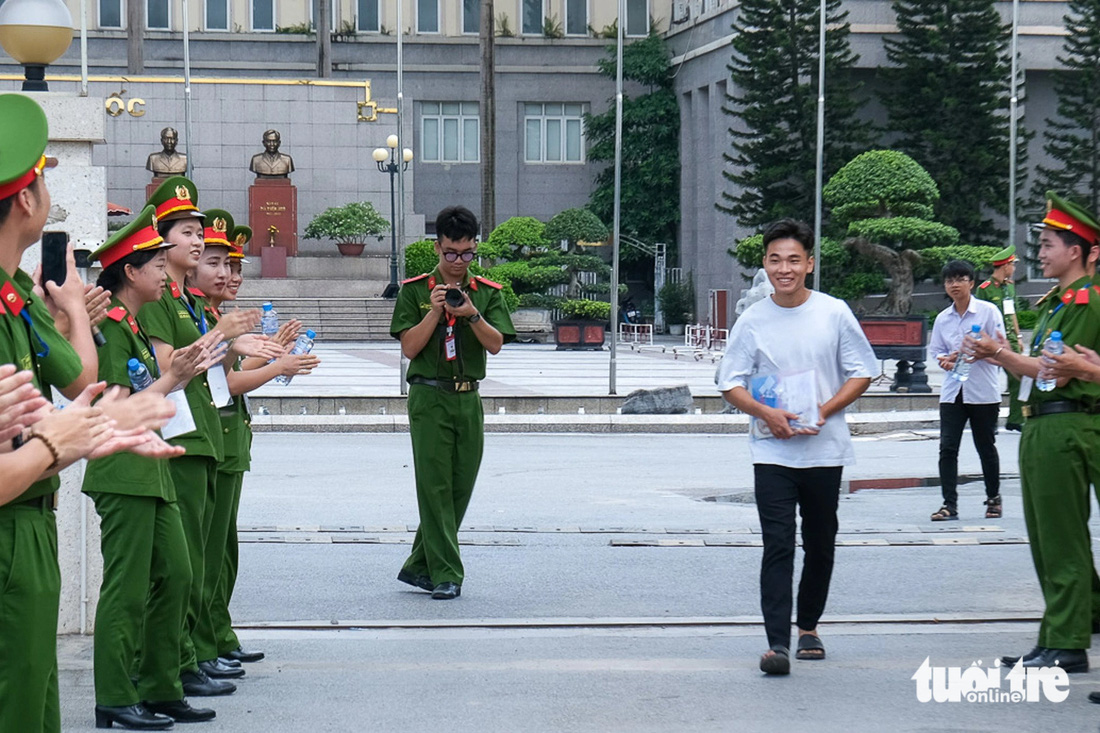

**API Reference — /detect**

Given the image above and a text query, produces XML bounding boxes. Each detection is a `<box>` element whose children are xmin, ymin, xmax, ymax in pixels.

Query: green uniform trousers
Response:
<box><xmin>1006</xmin><ymin>371</ymin><xmax>1024</xmax><ymax>426</ymax></box>
<box><xmin>211</xmin><ymin>471</ymin><xmax>244</xmax><ymax>656</ymax></box>
<box><xmin>0</xmin><ymin>500</ymin><xmax>60</xmax><ymax>733</ymax></box>
<box><xmin>90</xmin><ymin>493</ymin><xmax>191</xmax><ymax>705</ymax></box>
<box><xmin>170</xmin><ymin>455</ymin><xmax>218</xmax><ymax>673</ymax></box>
<box><xmin>198</xmin><ymin>469</ymin><xmax>242</xmax><ymax>661</ymax></box>
<box><xmin>1019</xmin><ymin>412</ymin><xmax>1100</xmax><ymax>649</ymax></box>
<box><xmin>401</xmin><ymin>384</ymin><xmax>485</xmax><ymax>586</ymax></box>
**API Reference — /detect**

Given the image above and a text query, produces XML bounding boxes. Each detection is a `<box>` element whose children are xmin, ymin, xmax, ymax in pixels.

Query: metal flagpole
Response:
<box><xmin>397</xmin><ymin>0</ymin><xmax>408</xmax><ymax>396</ymax></box>
<box><xmin>182</xmin><ymin>0</ymin><xmax>194</xmax><ymax>179</ymax></box>
<box><xmin>1008</xmin><ymin>0</ymin><xmax>1020</xmax><ymax>247</ymax></box>
<box><xmin>609</xmin><ymin>0</ymin><xmax>624</xmax><ymax>395</ymax></box>
<box><xmin>79</xmin><ymin>0</ymin><xmax>88</xmax><ymax>95</ymax></box>
<box><xmin>812</xmin><ymin>0</ymin><xmax>826</xmax><ymax>290</ymax></box>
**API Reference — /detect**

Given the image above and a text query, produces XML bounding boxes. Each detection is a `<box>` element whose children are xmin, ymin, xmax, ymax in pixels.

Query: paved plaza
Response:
<box><xmin>57</xmin><ymin>431</ymin><xmax>1100</xmax><ymax>731</ymax></box>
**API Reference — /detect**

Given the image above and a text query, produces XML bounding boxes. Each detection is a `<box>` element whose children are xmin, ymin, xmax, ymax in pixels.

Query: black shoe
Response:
<box><xmin>1093</xmin><ymin>620</ymin><xmax>1100</xmax><ymax>635</ymax></box>
<box><xmin>1001</xmin><ymin>646</ymin><xmax>1045</xmax><ymax>666</ymax></box>
<box><xmin>223</xmin><ymin>646</ymin><xmax>265</xmax><ymax>663</ymax></box>
<box><xmin>1020</xmin><ymin>647</ymin><xmax>1089</xmax><ymax>673</ymax></box>
<box><xmin>180</xmin><ymin>669</ymin><xmax>236</xmax><ymax>697</ymax></box>
<box><xmin>1005</xmin><ymin>423</ymin><xmax>1023</xmax><ymax>432</ymax></box>
<box><xmin>1089</xmin><ymin>690</ymin><xmax>1100</xmax><ymax>704</ymax></box>
<box><xmin>397</xmin><ymin>569</ymin><xmax>434</xmax><ymax>592</ymax></box>
<box><xmin>197</xmin><ymin>658</ymin><xmax>245</xmax><ymax>679</ymax></box>
<box><xmin>143</xmin><ymin>699</ymin><xmax>215</xmax><ymax>723</ymax></box>
<box><xmin>94</xmin><ymin>703</ymin><xmax>173</xmax><ymax>730</ymax></box>
<box><xmin>431</xmin><ymin>582</ymin><xmax>461</xmax><ymax>600</ymax></box>
<box><xmin>216</xmin><ymin>656</ymin><xmax>241</xmax><ymax>668</ymax></box>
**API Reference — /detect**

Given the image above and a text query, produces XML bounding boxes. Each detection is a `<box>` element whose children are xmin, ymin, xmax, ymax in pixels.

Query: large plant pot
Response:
<box><xmin>554</xmin><ymin>320</ymin><xmax>607</xmax><ymax>350</ymax></box>
<box><xmin>336</xmin><ymin>242</ymin><xmax>365</xmax><ymax>256</ymax></box>
<box><xmin>668</xmin><ymin>323</ymin><xmax>685</xmax><ymax>336</ymax></box>
<box><xmin>858</xmin><ymin>315</ymin><xmax>931</xmax><ymax>393</ymax></box>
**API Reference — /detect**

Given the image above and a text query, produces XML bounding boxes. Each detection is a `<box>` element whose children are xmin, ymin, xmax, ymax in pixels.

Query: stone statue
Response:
<box><xmin>249</xmin><ymin>129</ymin><xmax>295</xmax><ymax>179</ymax></box>
<box><xmin>145</xmin><ymin>127</ymin><xmax>188</xmax><ymax>176</ymax></box>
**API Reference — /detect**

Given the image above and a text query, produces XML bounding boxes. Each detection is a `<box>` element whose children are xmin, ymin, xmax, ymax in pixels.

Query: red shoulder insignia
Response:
<box><xmin>187</xmin><ymin>287</ymin><xmax>205</xmax><ymax>298</ymax></box>
<box><xmin>401</xmin><ymin>273</ymin><xmax>430</xmax><ymax>285</ymax></box>
<box><xmin>1063</xmin><ymin>289</ymin><xmax>1076</xmax><ymax>305</ymax></box>
<box><xmin>126</xmin><ymin>314</ymin><xmax>139</xmax><ymax>334</ymax></box>
<box><xmin>169</xmin><ymin>282</ymin><xmax>182</xmax><ymax>299</ymax></box>
<box><xmin>979</xmin><ymin>281</ymin><xmax>991</xmax><ymax>289</ymax></box>
<box><xmin>0</xmin><ymin>282</ymin><xmax>24</xmax><ymax>317</ymax></box>
<box><xmin>106</xmin><ymin>306</ymin><xmax>127</xmax><ymax>322</ymax></box>
<box><xmin>1077</xmin><ymin>287</ymin><xmax>1091</xmax><ymax>305</ymax></box>
<box><xmin>474</xmin><ymin>276</ymin><xmax>503</xmax><ymax>290</ymax></box>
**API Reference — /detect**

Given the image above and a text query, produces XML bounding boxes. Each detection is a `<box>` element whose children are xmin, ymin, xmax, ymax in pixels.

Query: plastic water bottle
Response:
<box><xmin>1037</xmin><ymin>331</ymin><xmax>1064</xmax><ymax>392</ymax></box>
<box><xmin>275</xmin><ymin>329</ymin><xmax>315</xmax><ymax>386</ymax></box>
<box><xmin>128</xmin><ymin>358</ymin><xmax>154</xmax><ymax>392</ymax></box>
<box><xmin>950</xmin><ymin>324</ymin><xmax>983</xmax><ymax>383</ymax></box>
<box><xmin>261</xmin><ymin>302</ymin><xmax>279</xmax><ymax>337</ymax></box>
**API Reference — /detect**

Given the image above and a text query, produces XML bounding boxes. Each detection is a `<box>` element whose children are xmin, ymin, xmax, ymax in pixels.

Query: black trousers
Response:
<box><xmin>754</xmin><ymin>463</ymin><xmax>843</xmax><ymax>651</ymax></box>
<box><xmin>939</xmin><ymin>393</ymin><xmax>1000</xmax><ymax>508</ymax></box>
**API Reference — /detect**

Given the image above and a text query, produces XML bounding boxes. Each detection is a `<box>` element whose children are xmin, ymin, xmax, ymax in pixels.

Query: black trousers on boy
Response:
<box><xmin>938</xmin><ymin>393</ymin><xmax>1000</xmax><ymax>508</ymax></box>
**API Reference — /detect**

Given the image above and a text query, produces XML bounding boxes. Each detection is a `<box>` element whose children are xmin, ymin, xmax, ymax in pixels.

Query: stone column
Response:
<box><xmin>19</xmin><ymin>93</ymin><xmax>107</xmax><ymax>635</ymax></box>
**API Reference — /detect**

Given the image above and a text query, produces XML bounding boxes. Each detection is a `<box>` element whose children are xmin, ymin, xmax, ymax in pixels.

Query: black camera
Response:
<box><xmin>444</xmin><ymin>288</ymin><xmax>466</xmax><ymax>309</ymax></box>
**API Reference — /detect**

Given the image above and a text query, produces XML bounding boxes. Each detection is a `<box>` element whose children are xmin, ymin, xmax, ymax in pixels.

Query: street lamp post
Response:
<box><xmin>374</xmin><ymin>133</ymin><xmax>413</xmax><ymax>299</ymax></box>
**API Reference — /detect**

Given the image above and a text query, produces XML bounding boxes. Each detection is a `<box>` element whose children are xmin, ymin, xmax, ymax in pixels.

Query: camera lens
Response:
<box><xmin>445</xmin><ymin>288</ymin><xmax>465</xmax><ymax>308</ymax></box>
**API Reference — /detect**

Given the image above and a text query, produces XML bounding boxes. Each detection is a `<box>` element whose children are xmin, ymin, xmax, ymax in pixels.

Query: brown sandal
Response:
<box><xmin>985</xmin><ymin>495</ymin><xmax>1002</xmax><ymax>519</ymax></box>
<box><xmin>931</xmin><ymin>505</ymin><xmax>958</xmax><ymax>521</ymax></box>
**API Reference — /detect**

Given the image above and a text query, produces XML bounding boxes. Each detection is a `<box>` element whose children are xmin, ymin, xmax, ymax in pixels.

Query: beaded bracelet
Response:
<box><xmin>27</xmin><ymin>431</ymin><xmax>60</xmax><ymax>470</ymax></box>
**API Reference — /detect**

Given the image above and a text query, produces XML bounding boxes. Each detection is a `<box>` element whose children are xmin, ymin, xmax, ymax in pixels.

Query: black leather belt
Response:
<box><xmin>1022</xmin><ymin>399</ymin><xmax>1100</xmax><ymax>418</ymax></box>
<box><xmin>14</xmin><ymin>493</ymin><xmax>56</xmax><ymax>512</ymax></box>
<box><xmin>408</xmin><ymin>376</ymin><xmax>479</xmax><ymax>393</ymax></box>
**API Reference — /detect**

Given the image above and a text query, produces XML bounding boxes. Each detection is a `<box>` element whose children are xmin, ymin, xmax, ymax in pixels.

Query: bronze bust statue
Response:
<box><xmin>146</xmin><ymin>127</ymin><xmax>188</xmax><ymax>176</ymax></box>
<box><xmin>249</xmin><ymin>129</ymin><xmax>295</xmax><ymax>179</ymax></box>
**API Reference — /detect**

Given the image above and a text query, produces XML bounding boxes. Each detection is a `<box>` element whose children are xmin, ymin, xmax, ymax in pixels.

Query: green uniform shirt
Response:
<box><xmin>1028</xmin><ymin>275</ymin><xmax>1100</xmax><ymax>407</ymax></box>
<box><xmin>976</xmin><ymin>278</ymin><xmax>1020</xmax><ymax>349</ymax></box>
<box><xmin>137</xmin><ymin>283</ymin><xmax>224</xmax><ymax>461</ymax></box>
<box><xmin>81</xmin><ymin>299</ymin><xmax>175</xmax><ymax>501</ymax></box>
<box><xmin>0</xmin><ymin>268</ymin><xmax>83</xmax><ymax>502</ymax></box>
<box><xmin>205</xmin><ymin>306</ymin><xmax>251</xmax><ymax>473</ymax></box>
<box><xmin>390</xmin><ymin>269</ymin><xmax>516</xmax><ymax>382</ymax></box>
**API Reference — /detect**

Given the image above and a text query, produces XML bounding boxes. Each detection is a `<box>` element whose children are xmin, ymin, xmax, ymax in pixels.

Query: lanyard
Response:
<box><xmin>1031</xmin><ymin>301</ymin><xmax>1064</xmax><ymax>355</ymax></box>
<box><xmin>177</xmin><ymin>291</ymin><xmax>207</xmax><ymax>334</ymax></box>
<box><xmin>135</xmin><ymin>323</ymin><xmax>161</xmax><ymax>379</ymax></box>
<box><xmin>19</xmin><ymin>309</ymin><xmax>49</xmax><ymax>358</ymax></box>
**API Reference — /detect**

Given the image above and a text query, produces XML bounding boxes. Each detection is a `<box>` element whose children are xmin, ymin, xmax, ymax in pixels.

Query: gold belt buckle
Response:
<box><xmin>1022</xmin><ymin>405</ymin><xmax>1034</xmax><ymax>418</ymax></box>
<box><xmin>455</xmin><ymin>381</ymin><xmax>472</xmax><ymax>393</ymax></box>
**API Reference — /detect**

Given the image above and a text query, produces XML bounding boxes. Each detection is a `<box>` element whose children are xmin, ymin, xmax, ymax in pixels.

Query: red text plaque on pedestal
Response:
<box><xmin>248</xmin><ymin>178</ymin><xmax>298</xmax><ymax>256</ymax></box>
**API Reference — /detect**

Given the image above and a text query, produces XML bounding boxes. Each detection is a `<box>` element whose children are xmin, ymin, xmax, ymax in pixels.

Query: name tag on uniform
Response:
<box><xmin>1003</xmin><ymin>298</ymin><xmax>1016</xmax><ymax>315</ymax></box>
<box><xmin>161</xmin><ymin>390</ymin><xmax>196</xmax><ymax>439</ymax></box>
<box><xmin>207</xmin><ymin>366</ymin><xmax>232</xmax><ymax>407</ymax></box>
<box><xmin>445</xmin><ymin>328</ymin><xmax>457</xmax><ymax>361</ymax></box>
<box><xmin>1018</xmin><ymin>375</ymin><xmax>1033</xmax><ymax>402</ymax></box>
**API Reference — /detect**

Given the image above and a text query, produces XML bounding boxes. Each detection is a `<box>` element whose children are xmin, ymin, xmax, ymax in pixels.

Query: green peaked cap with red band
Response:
<box><xmin>202</xmin><ymin>208</ymin><xmax>234</xmax><ymax>248</ymax></box>
<box><xmin>230</xmin><ymin>223</ymin><xmax>251</xmax><ymax>260</ymax></box>
<box><xmin>145</xmin><ymin>175</ymin><xmax>203</xmax><ymax>223</ymax></box>
<box><xmin>0</xmin><ymin>94</ymin><xmax>58</xmax><ymax>200</ymax></box>
<box><xmin>89</xmin><ymin>204</ymin><xmax>174</xmax><ymax>269</ymax></box>
<box><xmin>1043</xmin><ymin>191</ymin><xmax>1100</xmax><ymax>246</ymax></box>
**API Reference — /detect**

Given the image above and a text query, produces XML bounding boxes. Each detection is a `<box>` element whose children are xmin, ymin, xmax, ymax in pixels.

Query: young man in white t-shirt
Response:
<box><xmin>717</xmin><ymin>219</ymin><xmax>879</xmax><ymax>676</ymax></box>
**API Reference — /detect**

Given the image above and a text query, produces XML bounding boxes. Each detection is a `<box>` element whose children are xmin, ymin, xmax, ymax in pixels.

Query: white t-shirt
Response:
<box><xmin>716</xmin><ymin>290</ymin><xmax>879</xmax><ymax>468</ymax></box>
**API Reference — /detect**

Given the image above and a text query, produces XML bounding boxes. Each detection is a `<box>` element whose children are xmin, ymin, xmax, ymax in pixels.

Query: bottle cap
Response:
<box><xmin>262</xmin><ymin>302</ymin><xmax>273</xmax><ymax>311</ymax></box>
<box><xmin>1052</xmin><ymin>331</ymin><xmax>1062</xmax><ymax>339</ymax></box>
<box><xmin>128</xmin><ymin>358</ymin><xmax>140</xmax><ymax>370</ymax></box>
<box><xmin>305</xmin><ymin>329</ymin><xmax>316</xmax><ymax>339</ymax></box>
<box><xmin>971</xmin><ymin>324</ymin><xmax>982</xmax><ymax>332</ymax></box>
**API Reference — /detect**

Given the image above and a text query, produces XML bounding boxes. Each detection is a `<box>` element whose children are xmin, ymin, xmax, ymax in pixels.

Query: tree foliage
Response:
<box><xmin>585</xmin><ymin>32</ymin><xmax>681</xmax><ymax>263</ymax></box>
<box><xmin>879</xmin><ymin>0</ymin><xmax>1019</xmax><ymax>245</ymax></box>
<box><xmin>480</xmin><ymin>216</ymin><xmax>549</xmax><ymax>261</ymax></box>
<box><xmin>719</xmin><ymin>0</ymin><xmax>870</xmax><ymax>229</ymax></box>
<box><xmin>303</xmin><ymin>201</ymin><xmax>389</xmax><ymax>245</ymax></box>
<box><xmin>544</xmin><ymin>207</ymin><xmax>610</xmax><ymax>247</ymax></box>
<box><xmin>1031</xmin><ymin>0</ymin><xmax>1100</xmax><ymax>216</ymax></box>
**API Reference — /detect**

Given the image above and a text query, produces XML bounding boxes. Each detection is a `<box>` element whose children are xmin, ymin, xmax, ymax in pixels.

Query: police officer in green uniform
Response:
<box><xmin>390</xmin><ymin>206</ymin><xmax>515</xmax><ymax>600</ymax></box>
<box><xmin>969</xmin><ymin>192</ymin><xmax>1100</xmax><ymax>674</ymax></box>
<box><xmin>0</xmin><ymin>93</ymin><xmax>101</xmax><ymax>733</ymax></box>
<box><xmin>138</xmin><ymin>178</ymin><xmax>258</xmax><ymax>697</ymax></box>
<box><xmin>84</xmin><ymin>206</ymin><xmax>221</xmax><ymax>729</ymax></box>
<box><xmin>976</xmin><ymin>245</ymin><xmax>1025</xmax><ymax>430</ymax></box>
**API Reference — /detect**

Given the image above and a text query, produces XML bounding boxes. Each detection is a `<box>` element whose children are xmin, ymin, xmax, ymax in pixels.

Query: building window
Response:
<box><xmin>417</xmin><ymin>0</ymin><xmax>438</xmax><ymax>33</ymax></box>
<box><xmin>626</xmin><ymin>0</ymin><xmax>648</xmax><ymax>36</ymax></box>
<box><xmin>205</xmin><ymin>0</ymin><xmax>228</xmax><ymax>29</ymax></box>
<box><xmin>422</xmin><ymin>102</ymin><xmax>480</xmax><ymax>164</ymax></box>
<box><xmin>524</xmin><ymin>103</ymin><xmax>585</xmax><ymax>164</ymax></box>
<box><xmin>358</xmin><ymin>0</ymin><xmax>378</xmax><ymax>31</ymax></box>
<box><xmin>147</xmin><ymin>0</ymin><xmax>169</xmax><ymax>29</ymax></box>
<box><xmin>565</xmin><ymin>0</ymin><xmax>586</xmax><ymax>36</ymax></box>
<box><xmin>99</xmin><ymin>0</ymin><xmax>123</xmax><ymax>28</ymax></box>
<box><xmin>462</xmin><ymin>0</ymin><xmax>478</xmax><ymax>34</ymax></box>
<box><xmin>251</xmin><ymin>0</ymin><xmax>273</xmax><ymax>30</ymax></box>
<box><xmin>521</xmin><ymin>0</ymin><xmax>542</xmax><ymax>35</ymax></box>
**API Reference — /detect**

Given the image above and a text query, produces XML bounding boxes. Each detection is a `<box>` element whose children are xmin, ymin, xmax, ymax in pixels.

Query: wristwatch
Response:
<box><xmin>469</xmin><ymin>312</ymin><xmax>482</xmax><ymax>324</ymax></box>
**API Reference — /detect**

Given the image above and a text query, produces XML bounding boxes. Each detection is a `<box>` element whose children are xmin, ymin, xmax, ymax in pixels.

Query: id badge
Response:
<box><xmin>1018</xmin><ymin>375</ymin><xmax>1033</xmax><ymax>402</ymax></box>
<box><xmin>207</xmin><ymin>366</ymin><xmax>232</xmax><ymax>407</ymax></box>
<box><xmin>445</xmin><ymin>328</ymin><xmax>457</xmax><ymax>361</ymax></box>
<box><xmin>1003</xmin><ymin>298</ymin><xmax>1016</xmax><ymax>316</ymax></box>
<box><xmin>161</xmin><ymin>390</ymin><xmax>197</xmax><ymax>440</ymax></box>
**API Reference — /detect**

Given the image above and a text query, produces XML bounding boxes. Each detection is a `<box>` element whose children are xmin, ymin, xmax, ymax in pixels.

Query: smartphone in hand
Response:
<box><xmin>42</xmin><ymin>231</ymin><xmax>68</xmax><ymax>287</ymax></box>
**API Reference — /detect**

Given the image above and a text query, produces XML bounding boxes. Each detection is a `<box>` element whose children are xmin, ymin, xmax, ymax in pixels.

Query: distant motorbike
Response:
<box><xmin>621</xmin><ymin>298</ymin><xmax>642</xmax><ymax>324</ymax></box>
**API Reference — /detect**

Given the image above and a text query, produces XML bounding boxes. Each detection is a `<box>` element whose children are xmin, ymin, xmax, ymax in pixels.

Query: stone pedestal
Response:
<box><xmin>146</xmin><ymin>176</ymin><xmax>168</xmax><ymax>200</ymax></box>
<box><xmin>248</xmin><ymin>178</ymin><xmax>298</xmax><ymax>256</ymax></box>
<box><xmin>261</xmin><ymin>245</ymin><xmax>288</xmax><ymax>278</ymax></box>
<box><xmin>18</xmin><ymin>93</ymin><xmax>107</xmax><ymax>635</ymax></box>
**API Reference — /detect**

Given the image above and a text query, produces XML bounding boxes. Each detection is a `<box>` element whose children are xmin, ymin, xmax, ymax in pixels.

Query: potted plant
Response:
<box><xmin>303</xmin><ymin>201</ymin><xmax>389</xmax><ymax>256</ymax></box>
<box><xmin>554</xmin><ymin>298</ymin><xmax>612</xmax><ymax>350</ymax></box>
<box><xmin>658</xmin><ymin>277</ymin><xmax>694</xmax><ymax>335</ymax></box>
